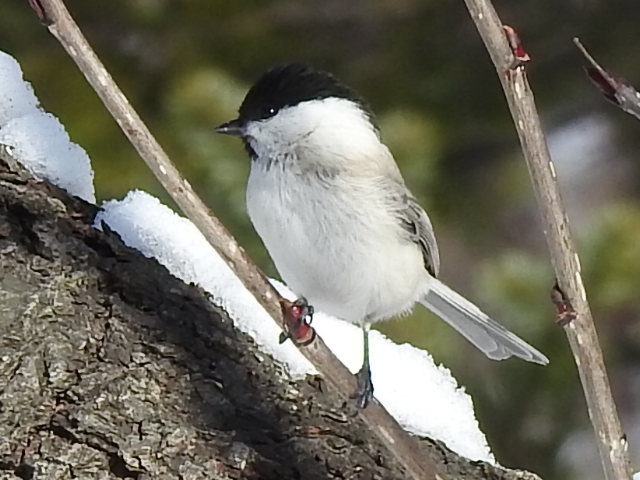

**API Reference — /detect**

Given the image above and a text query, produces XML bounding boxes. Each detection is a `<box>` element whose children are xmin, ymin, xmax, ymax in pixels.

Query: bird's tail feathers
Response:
<box><xmin>420</xmin><ymin>279</ymin><xmax>548</xmax><ymax>365</ymax></box>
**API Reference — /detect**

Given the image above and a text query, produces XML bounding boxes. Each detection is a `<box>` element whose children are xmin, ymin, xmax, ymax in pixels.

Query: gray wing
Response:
<box><xmin>395</xmin><ymin>192</ymin><xmax>440</xmax><ymax>278</ymax></box>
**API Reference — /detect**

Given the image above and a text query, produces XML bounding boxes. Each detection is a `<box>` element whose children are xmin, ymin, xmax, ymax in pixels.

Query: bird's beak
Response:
<box><xmin>215</xmin><ymin>118</ymin><xmax>245</xmax><ymax>137</ymax></box>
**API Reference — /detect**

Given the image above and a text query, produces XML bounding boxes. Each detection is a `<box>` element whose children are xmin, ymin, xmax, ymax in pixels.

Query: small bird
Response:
<box><xmin>216</xmin><ymin>64</ymin><xmax>548</xmax><ymax>407</ymax></box>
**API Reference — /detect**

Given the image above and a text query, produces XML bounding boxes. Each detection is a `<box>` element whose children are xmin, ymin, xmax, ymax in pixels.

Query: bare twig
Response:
<box><xmin>574</xmin><ymin>37</ymin><xmax>640</xmax><ymax>121</ymax></box>
<box><xmin>460</xmin><ymin>2</ymin><xmax>632</xmax><ymax>480</ymax></box>
<box><xmin>27</xmin><ymin>0</ymin><xmax>445</xmax><ymax>478</ymax></box>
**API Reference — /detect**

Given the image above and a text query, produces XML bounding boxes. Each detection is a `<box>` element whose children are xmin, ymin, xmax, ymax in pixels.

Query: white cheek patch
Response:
<box><xmin>246</xmin><ymin>97</ymin><xmax>380</xmax><ymax>164</ymax></box>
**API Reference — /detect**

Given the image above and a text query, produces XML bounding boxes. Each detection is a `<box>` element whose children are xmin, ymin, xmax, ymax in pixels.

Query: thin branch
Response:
<box><xmin>574</xmin><ymin>37</ymin><xmax>640</xmax><ymax>121</ymax></box>
<box><xmin>26</xmin><ymin>0</ymin><xmax>444</xmax><ymax>479</ymax></box>
<box><xmin>460</xmin><ymin>2</ymin><xmax>633</xmax><ymax>480</ymax></box>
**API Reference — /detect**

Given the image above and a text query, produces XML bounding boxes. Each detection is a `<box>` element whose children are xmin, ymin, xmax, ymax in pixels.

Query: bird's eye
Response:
<box><xmin>259</xmin><ymin>106</ymin><xmax>277</xmax><ymax>119</ymax></box>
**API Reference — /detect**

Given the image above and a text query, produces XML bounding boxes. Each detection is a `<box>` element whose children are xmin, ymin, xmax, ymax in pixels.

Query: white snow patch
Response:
<box><xmin>0</xmin><ymin>112</ymin><xmax>95</xmax><ymax>202</ymax></box>
<box><xmin>0</xmin><ymin>50</ymin><xmax>39</xmax><ymax>126</ymax></box>
<box><xmin>0</xmin><ymin>51</ymin><xmax>95</xmax><ymax>202</ymax></box>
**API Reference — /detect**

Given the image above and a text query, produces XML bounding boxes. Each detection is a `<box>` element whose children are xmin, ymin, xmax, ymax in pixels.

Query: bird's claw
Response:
<box><xmin>352</xmin><ymin>365</ymin><xmax>374</xmax><ymax>409</ymax></box>
<box><xmin>279</xmin><ymin>297</ymin><xmax>315</xmax><ymax>345</ymax></box>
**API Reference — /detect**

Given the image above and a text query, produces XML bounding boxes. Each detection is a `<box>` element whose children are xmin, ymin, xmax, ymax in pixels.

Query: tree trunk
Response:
<box><xmin>0</xmin><ymin>153</ymin><xmax>541</xmax><ymax>480</ymax></box>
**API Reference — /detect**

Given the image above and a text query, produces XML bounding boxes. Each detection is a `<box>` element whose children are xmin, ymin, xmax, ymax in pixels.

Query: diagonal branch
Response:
<box><xmin>25</xmin><ymin>0</ymin><xmax>443</xmax><ymax>478</ymax></box>
<box><xmin>460</xmin><ymin>2</ymin><xmax>633</xmax><ymax>480</ymax></box>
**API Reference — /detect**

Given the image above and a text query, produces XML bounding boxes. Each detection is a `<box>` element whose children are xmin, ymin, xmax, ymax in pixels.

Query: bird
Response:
<box><xmin>215</xmin><ymin>63</ymin><xmax>548</xmax><ymax>407</ymax></box>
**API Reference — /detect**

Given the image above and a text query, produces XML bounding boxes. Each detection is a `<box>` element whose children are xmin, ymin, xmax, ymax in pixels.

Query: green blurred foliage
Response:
<box><xmin>2</xmin><ymin>1</ymin><xmax>640</xmax><ymax>478</ymax></box>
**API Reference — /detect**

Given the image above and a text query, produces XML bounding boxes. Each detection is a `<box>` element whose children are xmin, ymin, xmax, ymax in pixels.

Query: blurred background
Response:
<box><xmin>1</xmin><ymin>1</ymin><xmax>639</xmax><ymax>478</ymax></box>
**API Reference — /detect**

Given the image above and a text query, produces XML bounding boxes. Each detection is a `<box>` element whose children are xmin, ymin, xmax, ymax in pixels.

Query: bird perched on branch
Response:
<box><xmin>216</xmin><ymin>63</ymin><xmax>548</xmax><ymax>407</ymax></box>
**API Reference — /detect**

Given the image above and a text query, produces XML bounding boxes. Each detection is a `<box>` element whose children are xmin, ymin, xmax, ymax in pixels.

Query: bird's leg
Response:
<box><xmin>279</xmin><ymin>297</ymin><xmax>315</xmax><ymax>345</ymax></box>
<box><xmin>353</xmin><ymin>324</ymin><xmax>374</xmax><ymax>408</ymax></box>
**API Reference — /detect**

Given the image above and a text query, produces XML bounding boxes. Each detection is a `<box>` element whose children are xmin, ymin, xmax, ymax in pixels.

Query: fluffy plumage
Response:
<box><xmin>217</xmin><ymin>64</ymin><xmax>548</xmax><ymax>405</ymax></box>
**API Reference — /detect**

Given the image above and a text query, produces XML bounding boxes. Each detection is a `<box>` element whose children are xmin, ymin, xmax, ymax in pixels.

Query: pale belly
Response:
<box><xmin>246</xmin><ymin>165</ymin><xmax>427</xmax><ymax>324</ymax></box>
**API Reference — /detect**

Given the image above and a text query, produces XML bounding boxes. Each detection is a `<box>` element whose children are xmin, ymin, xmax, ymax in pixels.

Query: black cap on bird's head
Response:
<box><xmin>215</xmin><ymin>63</ymin><xmax>375</xmax><ymax>137</ymax></box>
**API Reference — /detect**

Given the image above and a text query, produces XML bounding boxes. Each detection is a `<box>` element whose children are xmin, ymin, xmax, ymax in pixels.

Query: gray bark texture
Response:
<box><xmin>0</xmin><ymin>153</ymin><xmax>541</xmax><ymax>480</ymax></box>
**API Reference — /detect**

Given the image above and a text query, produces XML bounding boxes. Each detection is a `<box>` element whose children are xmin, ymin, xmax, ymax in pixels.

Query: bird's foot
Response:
<box><xmin>352</xmin><ymin>365</ymin><xmax>374</xmax><ymax>409</ymax></box>
<box><xmin>279</xmin><ymin>297</ymin><xmax>315</xmax><ymax>345</ymax></box>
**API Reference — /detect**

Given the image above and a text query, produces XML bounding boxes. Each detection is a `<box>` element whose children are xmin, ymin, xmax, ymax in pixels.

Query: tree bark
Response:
<box><xmin>0</xmin><ymin>154</ymin><xmax>541</xmax><ymax>480</ymax></box>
